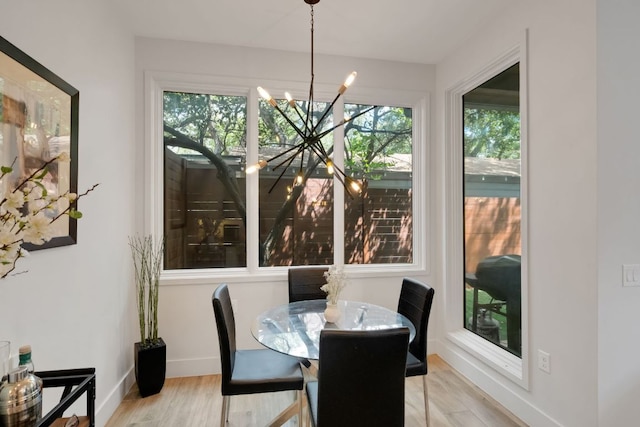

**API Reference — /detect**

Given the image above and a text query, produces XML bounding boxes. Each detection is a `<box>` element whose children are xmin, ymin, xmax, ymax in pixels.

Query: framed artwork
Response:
<box><xmin>0</xmin><ymin>36</ymin><xmax>79</xmax><ymax>250</ymax></box>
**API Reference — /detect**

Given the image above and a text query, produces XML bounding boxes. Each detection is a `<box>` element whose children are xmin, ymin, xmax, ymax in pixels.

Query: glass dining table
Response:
<box><xmin>251</xmin><ymin>299</ymin><xmax>416</xmax><ymax>360</ymax></box>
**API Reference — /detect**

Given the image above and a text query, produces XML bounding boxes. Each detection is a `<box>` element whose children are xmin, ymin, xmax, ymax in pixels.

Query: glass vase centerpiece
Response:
<box><xmin>321</xmin><ymin>265</ymin><xmax>347</xmax><ymax>323</ymax></box>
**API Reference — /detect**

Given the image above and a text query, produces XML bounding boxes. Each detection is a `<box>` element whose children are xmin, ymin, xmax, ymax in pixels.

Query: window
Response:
<box><xmin>344</xmin><ymin>104</ymin><xmax>413</xmax><ymax>264</ymax></box>
<box><xmin>462</xmin><ymin>63</ymin><xmax>522</xmax><ymax>357</ymax></box>
<box><xmin>163</xmin><ymin>91</ymin><xmax>247</xmax><ymax>269</ymax></box>
<box><xmin>257</xmin><ymin>98</ymin><xmax>334</xmax><ymax>266</ymax></box>
<box><xmin>151</xmin><ymin>74</ymin><xmax>425</xmax><ymax>273</ymax></box>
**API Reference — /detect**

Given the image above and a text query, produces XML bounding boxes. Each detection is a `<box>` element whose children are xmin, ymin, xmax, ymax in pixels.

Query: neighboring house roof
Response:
<box><xmin>465</xmin><ymin>157</ymin><xmax>520</xmax><ymax>177</ymax></box>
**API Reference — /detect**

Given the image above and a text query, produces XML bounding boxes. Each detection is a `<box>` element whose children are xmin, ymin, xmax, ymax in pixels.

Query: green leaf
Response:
<box><xmin>68</xmin><ymin>209</ymin><xmax>83</xmax><ymax>219</ymax></box>
<box><xmin>34</xmin><ymin>167</ymin><xmax>49</xmax><ymax>180</ymax></box>
<box><xmin>33</xmin><ymin>181</ymin><xmax>47</xmax><ymax>196</ymax></box>
<box><xmin>1</xmin><ymin>166</ymin><xmax>12</xmax><ymax>174</ymax></box>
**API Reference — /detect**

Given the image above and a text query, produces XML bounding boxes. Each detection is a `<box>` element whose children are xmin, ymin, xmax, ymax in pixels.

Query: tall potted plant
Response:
<box><xmin>129</xmin><ymin>235</ymin><xmax>166</xmax><ymax>397</ymax></box>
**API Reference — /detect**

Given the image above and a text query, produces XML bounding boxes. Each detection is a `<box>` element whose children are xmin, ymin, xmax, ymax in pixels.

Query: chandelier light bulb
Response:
<box><xmin>257</xmin><ymin>86</ymin><xmax>277</xmax><ymax>107</ymax></box>
<box><xmin>285</xmin><ymin>92</ymin><xmax>296</xmax><ymax>107</ymax></box>
<box><xmin>346</xmin><ymin>176</ymin><xmax>362</xmax><ymax>193</ymax></box>
<box><xmin>296</xmin><ymin>172</ymin><xmax>304</xmax><ymax>185</ymax></box>
<box><xmin>339</xmin><ymin>71</ymin><xmax>357</xmax><ymax>95</ymax></box>
<box><xmin>326</xmin><ymin>160</ymin><xmax>334</xmax><ymax>175</ymax></box>
<box><xmin>246</xmin><ymin>159</ymin><xmax>267</xmax><ymax>174</ymax></box>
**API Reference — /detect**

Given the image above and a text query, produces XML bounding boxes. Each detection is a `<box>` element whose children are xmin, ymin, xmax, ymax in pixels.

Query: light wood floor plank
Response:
<box><xmin>105</xmin><ymin>354</ymin><xmax>527</xmax><ymax>427</ymax></box>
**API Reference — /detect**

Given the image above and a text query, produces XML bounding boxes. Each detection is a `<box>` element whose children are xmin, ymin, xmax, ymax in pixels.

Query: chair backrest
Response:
<box><xmin>397</xmin><ymin>278</ymin><xmax>435</xmax><ymax>365</ymax></box>
<box><xmin>288</xmin><ymin>266</ymin><xmax>329</xmax><ymax>302</ymax></box>
<box><xmin>212</xmin><ymin>284</ymin><xmax>236</xmax><ymax>394</ymax></box>
<box><xmin>316</xmin><ymin>328</ymin><xmax>409</xmax><ymax>427</ymax></box>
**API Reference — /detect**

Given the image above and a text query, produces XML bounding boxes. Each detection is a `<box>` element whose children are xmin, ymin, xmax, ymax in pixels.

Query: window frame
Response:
<box><xmin>144</xmin><ymin>70</ymin><xmax>429</xmax><ymax>284</ymax></box>
<box><xmin>443</xmin><ymin>39</ymin><xmax>530</xmax><ymax>389</ymax></box>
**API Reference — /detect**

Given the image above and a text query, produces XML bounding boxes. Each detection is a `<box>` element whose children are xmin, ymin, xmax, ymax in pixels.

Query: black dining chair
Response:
<box><xmin>212</xmin><ymin>284</ymin><xmax>304</xmax><ymax>427</ymax></box>
<box><xmin>288</xmin><ymin>266</ymin><xmax>329</xmax><ymax>371</ymax></box>
<box><xmin>397</xmin><ymin>277</ymin><xmax>435</xmax><ymax>427</ymax></box>
<box><xmin>305</xmin><ymin>328</ymin><xmax>410</xmax><ymax>427</ymax></box>
<box><xmin>288</xmin><ymin>266</ymin><xmax>329</xmax><ymax>303</ymax></box>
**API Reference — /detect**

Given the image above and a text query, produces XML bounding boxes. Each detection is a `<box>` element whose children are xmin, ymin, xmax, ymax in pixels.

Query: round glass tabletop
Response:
<box><xmin>251</xmin><ymin>299</ymin><xmax>416</xmax><ymax>360</ymax></box>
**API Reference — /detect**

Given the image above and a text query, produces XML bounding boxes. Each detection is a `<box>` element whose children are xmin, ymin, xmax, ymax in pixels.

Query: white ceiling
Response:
<box><xmin>110</xmin><ymin>0</ymin><xmax>514</xmax><ymax>64</ymax></box>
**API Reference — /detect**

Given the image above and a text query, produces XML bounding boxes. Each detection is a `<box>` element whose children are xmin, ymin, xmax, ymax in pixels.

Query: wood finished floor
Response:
<box><xmin>105</xmin><ymin>354</ymin><xmax>527</xmax><ymax>427</ymax></box>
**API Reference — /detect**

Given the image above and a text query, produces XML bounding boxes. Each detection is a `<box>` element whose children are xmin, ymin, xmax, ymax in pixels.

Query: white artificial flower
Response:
<box><xmin>27</xmin><ymin>198</ymin><xmax>48</xmax><ymax>214</ymax></box>
<box><xmin>321</xmin><ymin>265</ymin><xmax>348</xmax><ymax>305</ymax></box>
<box><xmin>0</xmin><ymin>156</ymin><xmax>95</xmax><ymax>278</ymax></box>
<box><xmin>3</xmin><ymin>189</ymin><xmax>25</xmax><ymax>216</ymax></box>
<box><xmin>22</xmin><ymin>212</ymin><xmax>54</xmax><ymax>245</ymax></box>
<box><xmin>0</xmin><ymin>228</ymin><xmax>20</xmax><ymax>247</ymax></box>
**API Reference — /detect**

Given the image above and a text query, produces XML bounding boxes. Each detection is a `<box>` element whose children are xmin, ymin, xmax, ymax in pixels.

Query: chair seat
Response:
<box><xmin>405</xmin><ymin>352</ymin><xmax>427</xmax><ymax>377</ymax></box>
<box><xmin>226</xmin><ymin>349</ymin><xmax>304</xmax><ymax>395</ymax></box>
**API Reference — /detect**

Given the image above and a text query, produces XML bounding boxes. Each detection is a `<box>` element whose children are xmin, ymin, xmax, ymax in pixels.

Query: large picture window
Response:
<box><xmin>462</xmin><ymin>63</ymin><xmax>522</xmax><ymax>357</ymax></box>
<box><xmin>154</xmin><ymin>78</ymin><xmax>423</xmax><ymax>273</ymax></box>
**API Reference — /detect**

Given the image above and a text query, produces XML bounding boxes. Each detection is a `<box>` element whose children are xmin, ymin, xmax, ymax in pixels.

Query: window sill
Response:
<box><xmin>447</xmin><ymin>328</ymin><xmax>526</xmax><ymax>388</ymax></box>
<box><xmin>159</xmin><ymin>263</ymin><xmax>426</xmax><ymax>286</ymax></box>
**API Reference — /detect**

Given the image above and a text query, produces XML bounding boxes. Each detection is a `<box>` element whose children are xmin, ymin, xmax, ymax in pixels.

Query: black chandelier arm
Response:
<box><xmin>305</xmin><ymin>141</ymin><xmax>350</xmax><ymax>183</ymax></box>
<box><xmin>272</xmin><ymin>102</ymin><xmax>308</xmax><ymax>141</ymax></box>
<box><xmin>304</xmin><ymin>143</ymin><xmax>356</xmax><ymax>199</ymax></box>
<box><xmin>268</xmin><ymin>150</ymin><xmax>300</xmax><ymax>193</ymax></box>
<box><xmin>305</xmin><ymin>141</ymin><xmax>331</xmax><ymax>168</ymax></box>
<box><xmin>272</xmin><ymin>141</ymin><xmax>308</xmax><ymax>171</ymax></box>
<box><xmin>288</xmin><ymin>102</ymin><xmax>314</xmax><ymax>135</ymax></box>
<box><xmin>295</xmin><ymin>104</ymin><xmax>378</xmax><ymax>163</ymax></box>
<box><xmin>311</xmin><ymin>104</ymin><xmax>378</xmax><ymax>143</ymax></box>
<box><xmin>298</xmin><ymin>146</ymin><xmax>306</xmax><ymax>176</ymax></box>
<box><xmin>262</xmin><ymin>140</ymin><xmax>304</xmax><ymax>167</ymax></box>
<box><xmin>310</xmin><ymin>91</ymin><xmax>342</xmax><ymax>135</ymax></box>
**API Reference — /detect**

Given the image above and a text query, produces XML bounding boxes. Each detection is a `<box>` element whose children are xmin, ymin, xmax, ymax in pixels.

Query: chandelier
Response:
<box><xmin>245</xmin><ymin>0</ymin><xmax>375</xmax><ymax>198</ymax></box>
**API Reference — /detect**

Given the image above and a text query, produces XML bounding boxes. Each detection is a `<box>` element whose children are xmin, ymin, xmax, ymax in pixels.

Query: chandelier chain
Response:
<box><xmin>309</xmin><ymin>5</ymin><xmax>315</xmax><ymax>110</ymax></box>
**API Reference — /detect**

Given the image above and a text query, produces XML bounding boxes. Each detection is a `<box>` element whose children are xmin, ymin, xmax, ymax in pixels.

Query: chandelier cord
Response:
<box><xmin>307</xmin><ymin>5</ymin><xmax>315</xmax><ymax>129</ymax></box>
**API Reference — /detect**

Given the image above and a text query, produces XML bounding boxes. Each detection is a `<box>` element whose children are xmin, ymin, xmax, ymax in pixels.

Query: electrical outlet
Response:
<box><xmin>538</xmin><ymin>350</ymin><xmax>550</xmax><ymax>373</ymax></box>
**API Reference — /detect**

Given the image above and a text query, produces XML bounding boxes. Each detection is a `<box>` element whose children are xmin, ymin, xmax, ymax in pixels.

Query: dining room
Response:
<box><xmin>1</xmin><ymin>0</ymin><xmax>636</xmax><ymax>426</ymax></box>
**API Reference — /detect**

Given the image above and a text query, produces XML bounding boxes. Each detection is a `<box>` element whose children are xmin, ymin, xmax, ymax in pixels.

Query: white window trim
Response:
<box><xmin>143</xmin><ymin>70</ymin><xmax>430</xmax><ymax>285</ymax></box>
<box><xmin>443</xmin><ymin>33</ymin><xmax>530</xmax><ymax>389</ymax></box>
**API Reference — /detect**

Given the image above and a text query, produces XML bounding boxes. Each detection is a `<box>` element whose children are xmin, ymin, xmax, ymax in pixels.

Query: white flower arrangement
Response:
<box><xmin>0</xmin><ymin>154</ymin><xmax>98</xmax><ymax>278</ymax></box>
<box><xmin>321</xmin><ymin>265</ymin><xmax>347</xmax><ymax>305</ymax></box>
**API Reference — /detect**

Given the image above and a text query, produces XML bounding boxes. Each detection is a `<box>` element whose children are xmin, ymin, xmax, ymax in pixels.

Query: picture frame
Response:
<box><xmin>0</xmin><ymin>36</ymin><xmax>79</xmax><ymax>250</ymax></box>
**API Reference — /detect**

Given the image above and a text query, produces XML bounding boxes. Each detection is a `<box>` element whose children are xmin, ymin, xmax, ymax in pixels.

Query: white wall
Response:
<box><xmin>135</xmin><ymin>37</ymin><xmax>438</xmax><ymax>378</ymax></box>
<box><xmin>597</xmin><ymin>1</ymin><xmax>640</xmax><ymax>425</ymax></box>
<box><xmin>435</xmin><ymin>1</ymin><xmax>598</xmax><ymax>426</ymax></box>
<box><xmin>0</xmin><ymin>1</ymin><xmax>137</xmax><ymax>425</ymax></box>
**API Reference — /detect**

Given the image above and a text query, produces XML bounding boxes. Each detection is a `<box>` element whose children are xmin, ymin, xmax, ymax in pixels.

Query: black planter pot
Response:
<box><xmin>134</xmin><ymin>337</ymin><xmax>166</xmax><ymax>397</ymax></box>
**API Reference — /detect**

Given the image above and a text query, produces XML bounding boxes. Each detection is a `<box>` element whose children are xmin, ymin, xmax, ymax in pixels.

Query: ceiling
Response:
<box><xmin>110</xmin><ymin>0</ymin><xmax>514</xmax><ymax>64</ymax></box>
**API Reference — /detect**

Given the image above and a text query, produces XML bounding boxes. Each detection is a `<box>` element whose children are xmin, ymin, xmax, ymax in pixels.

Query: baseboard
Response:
<box><xmin>95</xmin><ymin>367</ymin><xmax>135</xmax><ymax>427</ymax></box>
<box><xmin>166</xmin><ymin>356</ymin><xmax>220</xmax><ymax>378</ymax></box>
<box><xmin>436</xmin><ymin>339</ymin><xmax>564</xmax><ymax>427</ymax></box>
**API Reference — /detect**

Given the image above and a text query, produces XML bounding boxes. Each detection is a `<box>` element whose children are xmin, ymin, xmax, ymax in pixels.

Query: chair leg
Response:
<box><xmin>297</xmin><ymin>390</ymin><xmax>303</xmax><ymax>427</ymax></box>
<box><xmin>220</xmin><ymin>395</ymin><xmax>229</xmax><ymax>427</ymax></box>
<box><xmin>423</xmin><ymin>375</ymin><xmax>431</xmax><ymax>427</ymax></box>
